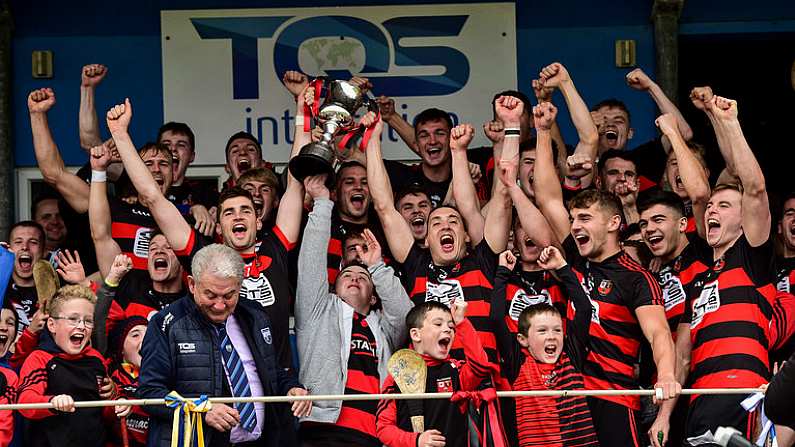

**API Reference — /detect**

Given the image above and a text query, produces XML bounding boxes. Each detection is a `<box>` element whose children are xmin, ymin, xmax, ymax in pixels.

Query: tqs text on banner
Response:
<box><xmin>161</xmin><ymin>3</ymin><xmax>517</xmax><ymax>165</ymax></box>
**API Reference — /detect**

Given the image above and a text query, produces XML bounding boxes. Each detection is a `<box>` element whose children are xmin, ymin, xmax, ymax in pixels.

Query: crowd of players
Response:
<box><xmin>0</xmin><ymin>61</ymin><xmax>792</xmax><ymax>447</ymax></box>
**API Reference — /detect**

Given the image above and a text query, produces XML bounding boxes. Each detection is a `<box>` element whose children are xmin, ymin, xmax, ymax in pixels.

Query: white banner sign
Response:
<box><xmin>162</xmin><ymin>3</ymin><xmax>517</xmax><ymax>165</ymax></box>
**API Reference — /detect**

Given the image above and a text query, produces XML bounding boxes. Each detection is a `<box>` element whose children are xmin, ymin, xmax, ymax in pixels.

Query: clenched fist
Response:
<box><xmin>625</xmin><ymin>68</ymin><xmax>654</xmax><ymax>91</ymax></box>
<box><xmin>532</xmin><ymin>78</ymin><xmax>554</xmax><ymax>103</ymax></box>
<box><xmin>539</xmin><ymin>62</ymin><xmax>571</xmax><ymax>88</ymax></box>
<box><xmin>533</xmin><ymin>102</ymin><xmax>558</xmax><ymax>131</ymax></box>
<box><xmin>106</xmin><ymin>98</ymin><xmax>133</xmax><ymax>134</ymax></box>
<box><xmin>282</xmin><ymin>70</ymin><xmax>309</xmax><ymax>98</ymax></box>
<box><xmin>28</xmin><ymin>88</ymin><xmax>56</xmax><ymax>114</ymax></box>
<box><xmin>689</xmin><ymin>86</ymin><xmax>714</xmax><ymax>111</ymax></box>
<box><xmin>449</xmin><ymin>124</ymin><xmax>474</xmax><ymax>152</ymax></box>
<box><xmin>655</xmin><ymin>113</ymin><xmax>679</xmax><ymax>136</ymax></box>
<box><xmin>710</xmin><ymin>95</ymin><xmax>738</xmax><ymax>121</ymax></box>
<box><xmin>494</xmin><ymin>96</ymin><xmax>524</xmax><ymax>126</ymax></box>
<box><xmin>377</xmin><ymin>96</ymin><xmax>397</xmax><ymax>122</ymax></box>
<box><xmin>482</xmin><ymin>120</ymin><xmax>504</xmax><ymax>144</ymax></box>
<box><xmin>81</xmin><ymin>64</ymin><xmax>108</xmax><ymax>88</ymax></box>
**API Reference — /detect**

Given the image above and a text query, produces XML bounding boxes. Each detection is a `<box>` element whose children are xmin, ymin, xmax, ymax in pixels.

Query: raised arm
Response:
<box><xmin>709</xmin><ymin>96</ymin><xmax>770</xmax><ymax>246</ymax></box>
<box><xmin>449</xmin><ymin>124</ymin><xmax>485</xmax><ymax>244</ymax></box>
<box><xmin>627</xmin><ymin>68</ymin><xmax>693</xmax><ymax>143</ymax></box>
<box><xmin>79</xmin><ymin>64</ymin><xmax>107</xmax><ymax>151</ymax></box>
<box><xmin>275</xmin><ymin>81</ymin><xmax>312</xmax><ymax>244</ymax></box>
<box><xmin>532</xmin><ymin>78</ymin><xmax>568</xmax><ymax>173</ymax></box>
<box><xmin>656</xmin><ymin>113</ymin><xmax>710</xmax><ymax>237</ymax></box>
<box><xmin>508</xmin><ymin>182</ymin><xmax>556</xmax><ymax>250</ymax></box>
<box><xmin>378</xmin><ymin>96</ymin><xmax>418</xmax><ymax>153</ymax></box>
<box><xmin>93</xmin><ymin>254</ymin><xmax>132</xmax><ymax>354</ymax></box>
<box><xmin>482</xmin><ymin>96</ymin><xmax>524</xmax><ymax>253</ymax></box>
<box><xmin>28</xmin><ymin>88</ymin><xmax>90</xmax><ymax>213</ymax></box>
<box><xmin>531</xmin><ymin>102</ymin><xmax>571</xmax><ymax>243</ymax></box>
<box><xmin>539</xmin><ymin>63</ymin><xmax>599</xmax><ymax>174</ymax></box>
<box><xmin>295</xmin><ymin>177</ymin><xmax>334</xmax><ymax>324</ymax></box>
<box><xmin>106</xmin><ymin>99</ymin><xmax>193</xmax><ymax>251</ymax></box>
<box><xmin>365</xmin><ymin>121</ymin><xmax>415</xmax><ymax>264</ymax></box>
<box><xmin>88</xmin><ymin>143</ymin><xmax>122</xmax><ymax>278</ymax></box>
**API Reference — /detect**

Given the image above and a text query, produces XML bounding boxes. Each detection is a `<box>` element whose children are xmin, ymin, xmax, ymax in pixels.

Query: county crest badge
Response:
<box><xmin>597</xmin><ymin>280</ymin><xmax>613</xmax><ymax>296</ymax></box>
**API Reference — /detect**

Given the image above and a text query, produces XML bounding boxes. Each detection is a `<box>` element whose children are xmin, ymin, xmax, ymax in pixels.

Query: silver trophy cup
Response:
<box><xmin>288</xmin><ymin>78</ymin><xmax>376</xmax><ymax>183</ymax></box>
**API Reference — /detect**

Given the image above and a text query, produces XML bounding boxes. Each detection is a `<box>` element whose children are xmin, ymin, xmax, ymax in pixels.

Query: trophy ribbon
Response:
<box><xmin>33</xmin><ymin>259</ymin><xmax>59</xmax><ymax>311</ymax></box>
<box><xmin>387</xmin><ymin>349</ymin><xmax>427</xmax><ymax>433</ymax></box>
<box><xmin>337</xmin><ymin>110</ymin><xmax>381</xmax><ymax>153</ymax></box>
<box><xmin>303</xmin><ymin>77</ymin><xmax>325</xmax><ymax>133</ymax></box>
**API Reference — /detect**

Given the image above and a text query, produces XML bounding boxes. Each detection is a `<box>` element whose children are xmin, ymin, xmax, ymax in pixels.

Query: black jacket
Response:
<box><xmin>138</xmin><ymin>295</ymin><xmax>301</xmax><ymax>447</ymax></box>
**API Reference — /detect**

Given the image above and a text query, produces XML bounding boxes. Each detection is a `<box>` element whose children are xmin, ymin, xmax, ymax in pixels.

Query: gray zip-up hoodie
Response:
<box><xmin>295</xmin><ymin>197</ymin><xmax>412</xmax><ymax>424</ymax></box>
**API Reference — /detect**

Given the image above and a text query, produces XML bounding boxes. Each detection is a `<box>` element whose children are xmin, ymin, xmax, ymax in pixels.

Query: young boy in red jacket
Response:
<box><xmin>17</xmin><ymin>285</ymin><xmax>128</xmax><ymax>447</ymax></box>
<box><xmin>376</xmin><ymin>301</ymin><xmax>493</xmax><ymax>447</ymax></box>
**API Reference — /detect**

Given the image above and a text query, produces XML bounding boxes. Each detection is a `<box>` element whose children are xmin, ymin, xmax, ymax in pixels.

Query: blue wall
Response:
<box><xmin>10</xmin><ymin>0</ymin><xmax>794</xmax><ymax>167</ymax></box>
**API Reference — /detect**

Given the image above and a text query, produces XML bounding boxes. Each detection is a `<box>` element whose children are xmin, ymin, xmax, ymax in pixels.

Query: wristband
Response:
<box><xmin>503</xmin><ymin>127</ymin><xmax>520</xmax><ymax>131</ymax></box>
<box><xmin>504</xmin><ymin>129</ymin><xmax>521</xmax><ymax>136</ymax></box>
<box><xmin>295</xmin><ymin>115</ymin><xmax>304</xmax><ymax>127</ymax></box>
<box><xmin>91</xmin><ymin>170</ymin><xmax>107</xmax><ymax>183</ymax></box>
<box><xmin>104</xmin><ymin>278</ymin><xmax>119</xmax><ymax>288</ymax></box>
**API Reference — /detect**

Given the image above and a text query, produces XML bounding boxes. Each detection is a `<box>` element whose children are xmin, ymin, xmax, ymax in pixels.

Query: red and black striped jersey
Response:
<box><xmin>513</xmin><ymin>356</ymin><xmax>598</xmax><ymax>447</ymax></box>
<box><xmin>683</xmin><ymin>235</ymin><xmax>775</xmax><ymax>394</ymax></box>
<box><xmin>401</xmin><ymin>240</ymin><xmax>500</xmax><ymax>372</ymax></box>
<box><xmin>656</xmin><ymin>235</ymin><xmax>712</xmax><ymax>336</ymax></box>
<box><xmin>177</xmin><ymin>226</ymin><xmax>296</xmax><ymax>370</ymax></box>
<box><xmin>502</xmin><ymin>268</ymin><xmax>566</xmax><ymax>335</ymax></box>
<box><xmin>492</xmin><ymin>264</ymin><xmax>597</xmax><ymax>447</ymax></box>
<box><xmin>334</xmin><ymin>312</ymin><xmax>381</xmax><ymax>446</ymax></box>
<box><xmin>562</xmin><ymin>236</ymin><xmax>664</xmax><ymax>410</ymax></box>
<box><xmin>110</xmin><ymin>199</ymin><xmax>157</xmax><ymax>272</ymax></box>
<box><xmin>326</xmin><ymin>212</ymin><xmax>390</xmax><ymax>286</ymax></box>
<box><xmin>771</xmin><ymin>257</ymin><xmax>795</xmax><ymax>364</ymax></box>
<box><xmin>775</xmin><ymin>257</ymin><xmax>795</xmax><ymax>295</ymax></box>
<box><xmin>106</xmin><ymin>270</ymin><xmax>184</xmax><ymax>335</ymax></box>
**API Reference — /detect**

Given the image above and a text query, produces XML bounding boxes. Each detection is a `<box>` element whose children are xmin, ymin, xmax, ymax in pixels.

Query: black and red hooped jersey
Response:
<box><xmin>562</xmin><ymin>236</ymin><xmax>663</xmax><ymax>411</ymax></box>
<box><xmin>106</xmin><ymin>270</ymin><xmax>185</xmax><ymax>335</ymax></box>
<box><xmin>683</xmin><ymin>235</ymin><xmax>776</xmax><ymax>394</ymax></box>
<box><xmin>502</xmin><ymin>269</ymin><xmax>566</xmax><ymax>335</ymax></box>
<box><xmin>333</xmin><ymin>312</ymin><xmax>381</xmax><ymax>446</ymax></box>
<box><xmin>656</xmin><ymin>235</ymin><xmax>711</xmax><ymax>336</ymax></box>
<box><xmin>178</xmin><ymin>226</ymin><xmax>295</xmax><ymax>370</ymax></box>
<box><xmin>771</xmin><ymin>257</ymin><xmax>795</xmax><ymax>363</ymax></box>
<box><xmin>110</xmin><ymin>200</ymin><xmax>157</xmax><ymax>272</ymax></box>
<box><xmin>401</xmin><ymin>240</ymin><xmax>500</xmax><ymax>370</ymax></box>
<box><xmin>492</xmin><ymin>264</ymin><xmax>598</xmax><ymax>447</ymax></box>
<box><xmin>326</xmin><ymin>212</ymin><xmax>390</xmax><ymax>286</ymax></box>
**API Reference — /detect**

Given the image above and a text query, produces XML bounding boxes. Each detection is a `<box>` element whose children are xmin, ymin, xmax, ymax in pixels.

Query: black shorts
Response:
<box><xmin>587</xmin><ymin>397</ymin><xmax>642</xmax><ymax>447</ymax></box>
<box><xmin>684</xmin><ymin>394</ymin><xmax>755</xmax><ymax>446</ymax></box>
